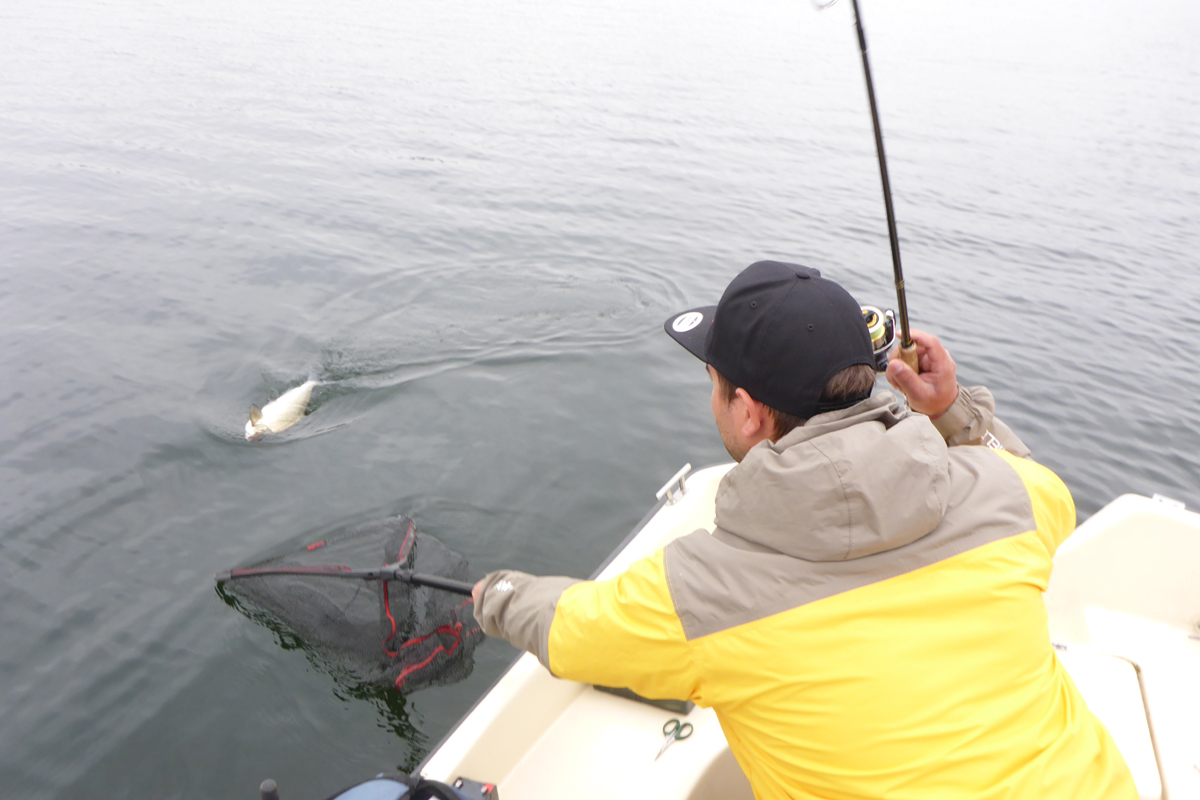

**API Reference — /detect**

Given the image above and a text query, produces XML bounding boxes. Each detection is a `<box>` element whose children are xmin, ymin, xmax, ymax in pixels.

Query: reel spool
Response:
<box><xmin>861</xmin><ymin>305</ymin><xmax>897</xmax><ymax>372</ymax></box>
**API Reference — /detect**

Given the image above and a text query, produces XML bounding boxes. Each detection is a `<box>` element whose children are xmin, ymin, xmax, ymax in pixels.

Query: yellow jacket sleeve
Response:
<box><xmin>548</xmin><ymin>550</ymin><xmax>702</xmax><ymax>703</ymax></box>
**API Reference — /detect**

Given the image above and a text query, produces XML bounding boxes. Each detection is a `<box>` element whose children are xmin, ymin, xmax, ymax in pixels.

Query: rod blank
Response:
<box><xmin>850</xmin><ymin>0</ymin><xmax>915</xmax><ymax>355</ymax></box>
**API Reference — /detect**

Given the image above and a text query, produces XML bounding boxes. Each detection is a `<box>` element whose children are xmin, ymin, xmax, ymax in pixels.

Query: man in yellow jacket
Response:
<box><xmin>472</xmin><ymin>261</ymin><xmax>1137</xmax><ymax>799</ymax></box>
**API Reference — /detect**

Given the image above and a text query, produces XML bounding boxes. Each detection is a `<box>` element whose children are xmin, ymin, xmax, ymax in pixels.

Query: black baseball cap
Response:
<box><xmin>664</xmin><ymin>261</ymin><xmax>875</xmax><ymax>418</ymax></box>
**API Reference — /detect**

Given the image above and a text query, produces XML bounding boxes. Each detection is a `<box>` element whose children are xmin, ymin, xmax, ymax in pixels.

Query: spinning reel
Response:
<box><xmin>861</xmin><ymin>305</ymin><xmax>897</xmax><ymax>373</ymax></box>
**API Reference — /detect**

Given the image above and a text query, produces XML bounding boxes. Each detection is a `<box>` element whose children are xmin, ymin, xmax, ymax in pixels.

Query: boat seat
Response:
<box><xmin>1046</xmin><ymin>495</ymin><xmax>1200</xmax><ymax>797</ymax></box>
<box><xmin>1056</xmin><ymin>647</ymin><xmax>1162</xmax><ymax>800</ymax></box>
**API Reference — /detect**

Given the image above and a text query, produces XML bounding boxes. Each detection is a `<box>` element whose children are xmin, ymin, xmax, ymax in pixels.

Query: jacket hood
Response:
<box><xmin>713</xmin><ymin>392</ymin><xmax>951</xmax><ymax>561</ymax></box>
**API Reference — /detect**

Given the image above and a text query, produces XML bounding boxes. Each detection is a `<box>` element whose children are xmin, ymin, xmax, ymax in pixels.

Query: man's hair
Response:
<box><xmin>714</xmin><ymin>363</ymin><xmax>877</xmax><ymax>439</ymax></box>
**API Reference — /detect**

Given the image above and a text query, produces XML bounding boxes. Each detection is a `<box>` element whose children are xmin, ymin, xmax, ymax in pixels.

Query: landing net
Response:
<box><xmin>220</xmin><ymin>516</ymin><xmax>481</xmax><ymax>692</ymax></box>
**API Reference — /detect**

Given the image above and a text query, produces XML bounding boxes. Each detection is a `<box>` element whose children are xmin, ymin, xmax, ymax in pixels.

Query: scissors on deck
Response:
<box><xmin>655</xmin><ymin>717</ymin><xmax>694</xmax><ymax>760</ymax></box>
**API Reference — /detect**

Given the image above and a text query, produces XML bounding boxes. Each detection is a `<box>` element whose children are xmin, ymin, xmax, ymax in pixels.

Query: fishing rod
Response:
<box><xmin>843</xmin><ymin>0</ymin><xmax>920</xmax><ymax>374</ymax></box>
<box><xmin>215</xmin><ymin>564</ymin><xmax>476</xmax><ymax>597</ymax></box>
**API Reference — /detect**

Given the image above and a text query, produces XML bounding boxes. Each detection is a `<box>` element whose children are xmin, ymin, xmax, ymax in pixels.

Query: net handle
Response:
<box><xmin>214</xmin><ymin>565</ymin><xmax>475</xmax><ymax>596</ymax></box>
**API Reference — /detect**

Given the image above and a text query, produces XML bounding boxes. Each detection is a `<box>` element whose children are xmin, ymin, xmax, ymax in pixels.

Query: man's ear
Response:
<box><xmin>734</xmin><ymin>388</ymin><xmax>772</xmax><ymax>440</ymax></box>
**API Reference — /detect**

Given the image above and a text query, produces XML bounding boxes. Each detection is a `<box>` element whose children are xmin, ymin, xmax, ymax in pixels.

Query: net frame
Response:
<box><xmin>219</xmin><ymin>515</ymin><xmax>481</xmax><ymax>692</ymax></box>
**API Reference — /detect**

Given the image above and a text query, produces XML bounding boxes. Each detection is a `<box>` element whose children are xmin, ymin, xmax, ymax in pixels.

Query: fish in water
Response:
<box><xmin>245</xmin><ymin>377</ymin><xmax>321</xmax><ymax>440</ymax></box>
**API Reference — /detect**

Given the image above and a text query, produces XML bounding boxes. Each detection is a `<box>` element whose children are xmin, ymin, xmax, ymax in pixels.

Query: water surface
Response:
<box><xmin>2</xmin><ymin>0</ymin><xmax>1198</xmax><ymax>796</ymax></box>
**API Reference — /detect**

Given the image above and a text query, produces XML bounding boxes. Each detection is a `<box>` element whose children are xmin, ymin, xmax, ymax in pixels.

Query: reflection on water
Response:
<box><xmin>217</xmin><ymin>582</ymin><xmax>441</xmax><ymax>774</ymax></box>
<box><xmin>2</xmin><ymin>0</ymin><xmax>1198</xmax><ymax>797</ymax></box>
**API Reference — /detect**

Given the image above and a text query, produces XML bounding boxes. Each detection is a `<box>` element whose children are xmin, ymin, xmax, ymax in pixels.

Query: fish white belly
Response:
<box><xmin>246</xmin><ymin>379</ymin><xmax>318</xmax><ymax>438</ymax></box>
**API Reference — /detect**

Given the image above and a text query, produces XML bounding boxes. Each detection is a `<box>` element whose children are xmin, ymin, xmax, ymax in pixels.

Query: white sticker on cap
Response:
<box><xmin>672</xmin><ymin>312</ymin><xmax>704</xmax><ymax>333</ymax></box>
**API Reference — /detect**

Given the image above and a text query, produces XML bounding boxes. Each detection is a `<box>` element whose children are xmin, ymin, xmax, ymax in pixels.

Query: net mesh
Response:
<box><xmin>221</xmin><ymin>516</ymin><xmax>481</xmax><ymax>692</ymax></box>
